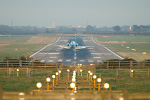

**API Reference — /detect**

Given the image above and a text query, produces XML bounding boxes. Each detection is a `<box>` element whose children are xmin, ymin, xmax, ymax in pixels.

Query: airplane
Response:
<box><xmin>57</xmin><ymin>41</ymin><xmax>91</xmax><ymax>49</ymax></box>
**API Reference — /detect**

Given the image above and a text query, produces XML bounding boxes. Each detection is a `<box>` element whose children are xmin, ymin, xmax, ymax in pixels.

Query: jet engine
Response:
<box><xmin>76</xmin><ymin>43</ymin><xmax>78</xmax><ymax>46</ymax></box>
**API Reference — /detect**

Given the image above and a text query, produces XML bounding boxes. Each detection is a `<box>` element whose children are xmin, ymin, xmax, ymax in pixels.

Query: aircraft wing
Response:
<box><xmin>56</xmin><ymin>45</ymin><xmax>71</xmax><ymax>49</ymax></box>
<box><xmin>75</xmin><ymin>46</ymin><xmax>93</xmax><ymax>49</ymax></box>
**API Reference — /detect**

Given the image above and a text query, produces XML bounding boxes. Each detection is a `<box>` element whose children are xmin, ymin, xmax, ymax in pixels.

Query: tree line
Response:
<box><xmin>0</xmin><ymin>24</ymin><xmax>150</xmax><ymax>35</ymax></box>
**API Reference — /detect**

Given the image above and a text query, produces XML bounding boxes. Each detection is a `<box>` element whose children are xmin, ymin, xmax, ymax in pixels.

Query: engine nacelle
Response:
<box><xmin>76</xmin><ymin>43</ymin><xmax>78</xmax><ymax>46</ymax></box>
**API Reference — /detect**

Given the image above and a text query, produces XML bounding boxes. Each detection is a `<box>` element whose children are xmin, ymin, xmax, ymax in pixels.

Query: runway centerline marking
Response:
<box><xmin>74</xmin><ymin>49</ymin><xmax>77</xmax><ymax>61</ymax></box>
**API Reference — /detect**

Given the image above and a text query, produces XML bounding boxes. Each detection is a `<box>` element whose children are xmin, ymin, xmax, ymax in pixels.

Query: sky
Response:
<box><xmin>0</xmin><ymin>0</ymin><xmax>150</xmax><ymax>27</ymax></box>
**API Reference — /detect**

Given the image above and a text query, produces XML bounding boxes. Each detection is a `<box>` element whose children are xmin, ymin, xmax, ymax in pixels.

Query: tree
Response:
<box><xmin>19</xmin><ymin>56</ymin><xmax>26</xmax><ymax>61</ymax></box>
<box><xmin>3</xmin><ymin>56</ymin><xmax>11</xmax><ymax>61</ymax></box>
<box><xmin>45</xmin><ymin>28</ymin><xmax>50</xmax><ymax>33</ymax></box>
<box><xmin>113</xmin><ymin>26</ymin><xmax>121</xmax><ymax>32</ymax></box>
<box><xmin>86</xmin><ymin>25</ymin><xmax>94</xmax><ymax>33</ymax></box>
<box><xmin>132</xmin><ymin>25</ymin><xmax>140</xmax><ymax>32</ymax></box>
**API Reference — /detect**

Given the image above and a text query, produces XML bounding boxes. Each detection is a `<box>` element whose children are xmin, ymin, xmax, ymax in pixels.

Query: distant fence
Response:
<box><xmin>96</xmin><ymin>69</ymin><xmax>150</xmax><ymax>79</ymax></box>
<box><xmin>97</xmin><ymin>60</ymin><xmax>150</xmax><ymax>69</ymax></box>
<box><xmin>0</xmin><ymin>60</ymin><xmax>150</xmax><ymax>69</ymax></box>
<box><xmin>0</xmin><ymin>60</ymin><xmax>58</xmax><ymax>68</ymax></box>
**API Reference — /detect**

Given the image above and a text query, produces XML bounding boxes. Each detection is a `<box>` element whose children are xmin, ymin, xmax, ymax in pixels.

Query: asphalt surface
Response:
<box><xmin>30</xmin><ymin>36</ymin><xmax>123</xmax><ymax>63</ymax></box>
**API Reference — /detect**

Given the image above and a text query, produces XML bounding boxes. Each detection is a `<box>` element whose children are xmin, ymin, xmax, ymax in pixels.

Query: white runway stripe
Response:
<box><xmin>79</xmin><ymin>60</ymin><xmax>84</xmax><ymax>62</ymax></box>
<box><xmin>48</xmin><ymin>60</ymin><xmax>54</xmax><ymax>62</ymax></box>
<box><xmin>58</xmin><ymin>59</ymin><xmax>63</xmax><ymax>62</ymax></box>
<box><xmin>50</xmin><ymin>57</ymin><xmax>57</xmax><ymax>58</ymax></box>
<box><xmin>66</xmin><ymin>59</ymin><xmax>71</xmax><ymax>62</ymax></box>
<box><xmin>91</xmin><ymin>53</ymin><xmax>102</xmax><ymax>55</ymax></box>
<box><xmin>94</xmin><ymin>57</ymin><xmax>101</xmax><ymax>58</ymax></box>
<box><xmin>104</xmin><ymin>47</ymin><xmax>124</xmax><ymax>59</ymax></box>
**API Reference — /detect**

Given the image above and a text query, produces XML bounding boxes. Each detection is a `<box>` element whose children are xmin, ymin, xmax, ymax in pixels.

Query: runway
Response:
<box><xmin>30</xmin><ymin>36</ymin><xmax>123</xmax><ymax>63</ymax></box>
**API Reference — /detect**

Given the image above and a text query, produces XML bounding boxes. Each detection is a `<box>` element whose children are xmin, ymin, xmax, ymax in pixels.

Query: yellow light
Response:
<box><xmin>67</xmin><ymin>69</ymin><xmax>70</xmax><ymax>72</ymax></box>
<box><xmin>46</xmin><ymin>78</ymin><xmax>50</xmax><ymax>82</ymax></box>
<box><xmin>131</xmin><ymin>70</ymin><xmax>133</xmax><ymax>73</ymax></box>
<box><xmin>15</xmin><ymin>48</ymin><xmax>18</xmax><ymax>50</ymax></box>
<box><xmin>132</xmin><ymin>49</ymin><xmax>134</xmax><ymax>50</ymax></box>
<box><xmin>104</xmin><ymin>83</ymin><xmax>109</xmax><ymax>89</ymax></box>
<box><xmin>143</xmin><ymin>52</ymin><xmax>146</xmax><ymax>55</ymax></box>
<box><xmin>70</xmin><ymin>83</ymin><xmax>75</xmax><ymax>88</ymax></box>
<box><xmin>97</xmin><ymin>78</ymin><xmax>101</xmax><ymax>82</ymax></box>
<box><xmin>36</xmin><ymin>82</ymin><xmax>42</xmax><ymax>89</ymax></box>
<box><xmin>121</xmin><ymin>44</ymin><xmax>124</xmax><ymax>46</ymax></box>
<box><xmin>90</xmin><ymin>72</ymin><xmax>93</xmax><ymax>76</ymax></box>
<box><xmin>93</xmin><ymin>75</ymin><xmax>97</xmax><ymax>79</ymax></box>
<box><xmin>52</xmin><ymin>75</ymin><xmax>55</xmax><ymax>79</ymax></box>
<box><xmin>56</xmin><ymin>72</ymin><xmax>59</xmax><ymax>75</ymax></box>
<box><xmin>126</xmin><ymin>47</ymin><xmax>129</xmax><ymax>48</ymax></box>
<box><xmin>72</xmin><ymin>78</ymin><xmax>76</xmax><ymax>82</ymax></box>
<box><xmin>58</xmin><ymin>70</ymin><xmax>61</xmax><ymax>74</ymax></box>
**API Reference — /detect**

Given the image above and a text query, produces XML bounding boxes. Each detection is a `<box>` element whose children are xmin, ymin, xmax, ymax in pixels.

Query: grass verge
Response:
<box><xmin>94</xmin><ymin>35</ymin><xmax>150</xmax><ymax>61</ymax></box>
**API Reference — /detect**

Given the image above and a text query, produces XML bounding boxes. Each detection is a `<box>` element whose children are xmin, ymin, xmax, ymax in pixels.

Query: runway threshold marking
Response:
<box><xmin>56</xmin><ymin>50</ymin><xmax>61</xmax><ymax>51</ymax></box>
<box><xmin>79</xmin><ymin>60</ymin><xmax>84</xmax><ymax>62</ymax></box>
<box><xmin>66</xmin><ymin>59</ymin><xmax>71</xmax><ymax>62</ymax></box>
<box><xmin>48</xmin><ymin>60</ymin><xmax>54</xmax><ymax>62</ymax></box>
<box><xmin>88</xmin><ymin>60</ymin><xmax>93</xmax><ymax>62</ymax></box>
<box><xmin>94</xmin><ymin>57</ymin><xmax>101</xmax><ymax>58</ymax></box>
<box><xmin>91</xmin><ymin>53</ymin><xmax>112</xmax><ymax>55</ymax></box>
<box><xmin>50</xmin><ymin>57</ymin><xmax>57</xmax><ymax>58</ymax></box>
<box><xmin>91</xmin><ymin>53</ymin><xmax>102</xmax><ymax>55</ymax></box>
<box><xmin>97</xmin><ymin>60</ymin><xmax>102</xmax><ymax>62</ymax></box>
<box><xmin>58</xmin><ymin>59</ymin><xmax>63</xmax><ymax>62</ymax></box>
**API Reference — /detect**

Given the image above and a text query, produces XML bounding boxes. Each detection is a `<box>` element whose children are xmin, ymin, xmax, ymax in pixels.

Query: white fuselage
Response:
<box><xmin>68</xmin><ymin>41</ymin><xmax>78</xmax><ymax>48</ymax></box>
